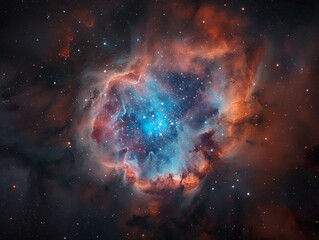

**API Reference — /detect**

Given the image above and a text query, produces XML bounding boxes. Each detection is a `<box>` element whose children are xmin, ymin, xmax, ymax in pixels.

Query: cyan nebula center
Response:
<box><xmin>91</xmin><ymin>70</ymin><xmax>220</xmax><ymax>180</ymax></box>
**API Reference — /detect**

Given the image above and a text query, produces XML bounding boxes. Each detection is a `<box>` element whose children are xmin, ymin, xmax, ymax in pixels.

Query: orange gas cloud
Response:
<box><xmin>56</xmin><ymin>26</ymin><xmax>74</xmax><ymax>59</ymax></box>
<box><xmin>71</xmin><ymin>9</ymin><xmax>95</xmax><ymax>28</ymax></box>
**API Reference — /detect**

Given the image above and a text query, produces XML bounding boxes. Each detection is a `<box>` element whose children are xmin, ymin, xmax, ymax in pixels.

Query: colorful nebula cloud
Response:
<box><xmin>76</xmin><ymin>5</ymin><xmax>263</xmax><ymax>194</ymax></box>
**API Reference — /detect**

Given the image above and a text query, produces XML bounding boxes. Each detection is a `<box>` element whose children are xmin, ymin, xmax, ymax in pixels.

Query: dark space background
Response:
<box><xmin>1</xmin><ymin>0</ymin><xmax>319</xmax><ymax>239</ymax></box>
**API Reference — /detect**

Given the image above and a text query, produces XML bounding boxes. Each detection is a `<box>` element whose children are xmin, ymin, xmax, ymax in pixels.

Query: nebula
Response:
<box><xmin>1</xmin><ymin>0</ymin><xmax>319</xmax><ymax>239</ymax></box>
<box><xmin>77</xmin><ymin>4</ymin><xmax>263</xmax><ymax>194</ymax></box>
